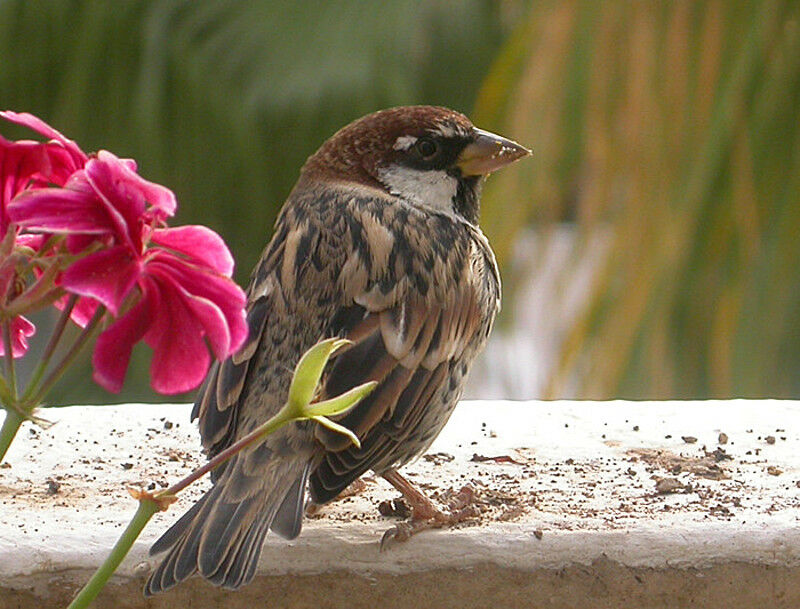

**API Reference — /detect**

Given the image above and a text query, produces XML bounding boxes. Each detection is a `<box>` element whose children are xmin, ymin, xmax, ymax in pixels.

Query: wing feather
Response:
<box><xmin>190</xmin><ymin>213</ymin><xmax>285</xmax><ymax>462</ymax></box>
<box><xmin>310</xmin><ymin>361</ymin><xmax>449</xmax><ymax>503</ymax></box>
<box><xmin>309</xmin><ymin>277</ymin><xmax>480</xmax><ymax>503</ymax></box>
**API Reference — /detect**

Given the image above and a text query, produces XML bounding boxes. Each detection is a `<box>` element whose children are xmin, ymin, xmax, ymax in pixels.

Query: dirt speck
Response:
<box><xmin>629</xmin><ymin>448</ymin><xmax>730</xmax><ymax>480</ymax></box>
<box><xmin>655</xmin><ymin>477</ymin><xmax>686</xmax><ymax>494</ymax></box>
<box><xmin>498</xmin><ymin>505</ymin><xmax>526</xmax><ymax>521</ymax></box>
<box><xmin>470</xmin><ymin>454</ymin><xmax>524</xmax><ymax>465</ymax></box>
<box><xmin>423</xmin><ymin>452</ymin><xmax>454</xmax><ymax>465</ymax></box>
<box><xmin>707</xmin><ymin>447</ymin><xmax>733</xmax><ymax>463</ymax></box>
<box><xmin>378</xmin><ymin>498</ymin><xmax>411</xmax><ymax>518</ymax></box>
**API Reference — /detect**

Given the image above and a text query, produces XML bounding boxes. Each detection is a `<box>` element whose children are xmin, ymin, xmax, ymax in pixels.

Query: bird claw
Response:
<box><xmin>378</xmin><ymin>484</ymin><xmax>480</xmax><ymax>551</ymax></box>
<box><xmin>380</xmin><ymin>520</ymin><xmax>433</xmax><ymax>551</ymax></box>
<box><xmin>380</xmin><ymin>523</ymin><xmax>407</xmax><ymax>551</ymax></box>
<box><xmin>447</xmin><ymin>485</ymin><xmax>476</xmax><ymax>511</ymax></box>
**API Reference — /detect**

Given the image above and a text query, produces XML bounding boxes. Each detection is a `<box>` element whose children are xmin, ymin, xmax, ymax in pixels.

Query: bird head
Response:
<box><xmin>301</xmin><ymin>106</ymin><xmax>530</xmax><ymax>224</ymax></box>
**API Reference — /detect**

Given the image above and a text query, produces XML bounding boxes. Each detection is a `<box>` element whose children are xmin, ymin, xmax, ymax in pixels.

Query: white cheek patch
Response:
<box><xmin>377</xmin><ymin>165</ymin><xmax>459</xmax><ymax>213</ymax></box>
<box><xmin>393</xmin><ymin>135</ymin><xmax>418</xmax><ymax>151</ymax></box>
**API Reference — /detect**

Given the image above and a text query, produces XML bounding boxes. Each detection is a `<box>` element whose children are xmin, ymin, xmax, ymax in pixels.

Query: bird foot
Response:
<box><xmin>379</xmin><ymin>471</ymin><xmax>479</xmax><ymax>551</ymax></box>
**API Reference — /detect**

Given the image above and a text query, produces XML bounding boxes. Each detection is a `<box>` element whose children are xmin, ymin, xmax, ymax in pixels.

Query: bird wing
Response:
<box><xmin>190</xmin><ymin>223</ymin><xmax>289</xmax><ymax>469</ymax></box>
<box><xmin>192</xmin><ymin>187</ymin><xmax>496</xmax><ymax>501</ymax></box>
<box><xmin>309</xmin><ymin>214</ymin><xmax>488</xmax><ymax>503</ymax></box>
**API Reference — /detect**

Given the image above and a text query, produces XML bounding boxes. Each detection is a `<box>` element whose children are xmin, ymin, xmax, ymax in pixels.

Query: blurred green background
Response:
<box><xmin>1</xmin><ymin>1</ymin><xmax>798</xmax><ymax>404</ymax></box>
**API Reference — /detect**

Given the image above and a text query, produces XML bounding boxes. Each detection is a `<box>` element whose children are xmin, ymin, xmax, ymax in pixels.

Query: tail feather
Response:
<box><xmin>145</xmin><ymin>485</ymin><xmax>220</xmax><ymax>596</ymax></box>
<box><xmin>270</xmin><ymin>464</ymin><xmax>311</xmax><ymax>540</ymax></box>
<box><xmin>147</xmin><ymin>525</ymin><xmax>201</xmax><ymax>595</ymax></box>
<box><xmin>146</xmin><ymin>526</ymin><xmax>194</xmax><ymax>595</ymax></box>
<box><xmin>145</xmin><ymin>459</ymin><xmax>309</xmax><ymax>595</ymax></box>
<box><xmin>204</xmin><ymin>510</ymin><xmax>269</xmax><ymax>588</ymax></box>
<box><xmin>238</xmin><ymin>516</ymin><xmax>274</xmax><ymax>587</ymax></box>
<box><xmin>197</xmin><ymin>491</ymin><xmax>268</xmax><ymax>579</ymax></box>
<box><xmin>209</xmin><ymin>509</ymin><xmax>274</xmax><ymax>589</ymax></box>
<box><xmin>149</xmin><ymin>490</ymin><xmax>209</xmax><ymax>556</ymax></box>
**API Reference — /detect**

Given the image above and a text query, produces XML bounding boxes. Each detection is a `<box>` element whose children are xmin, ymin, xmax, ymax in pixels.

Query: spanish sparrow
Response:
<box><xmin>146</xmin><ymin>106</ymin><xmax>530</xmax><ymax>594</ymax></box>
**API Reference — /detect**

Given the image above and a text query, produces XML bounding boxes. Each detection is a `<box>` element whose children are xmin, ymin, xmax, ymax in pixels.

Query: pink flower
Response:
<box><xmin>87</xmin><ymin>242</ymin><xmax>246</xmax><ymax>394</ymax></box>
<box><xmin>0</xmin><ymin>111</ymin><xmax>89</xmax><ymax>357</ymax></box>
<box><xmin>0</xmin><ymin>111</ymin><xmax>87</xmax><ymax>233</ymax></box>
<box><xmin>0</xmin><ymin>317</ymin><xmax>35</xmax><ymax>358</ymax></box>
<box><xmin>8</xmin><ymin>149</ymin><xmax>247</xmax><ymax>394</ymax></box>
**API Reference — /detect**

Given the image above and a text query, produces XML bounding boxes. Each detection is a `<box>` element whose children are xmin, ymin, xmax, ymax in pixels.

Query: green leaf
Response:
<box><xmin>311</xmin><ymin>416</ymin><xmax>361</xmax><ymax>449</ymax></box>
<box><xmin>287</xmin><ymin>337</ymin><xmax>350</xmax><ymax>412</ymax></box>
<box><xmin>304</xmin><ymin>380</ymin><xmax>378</xmax><ymax>418</ymax></box>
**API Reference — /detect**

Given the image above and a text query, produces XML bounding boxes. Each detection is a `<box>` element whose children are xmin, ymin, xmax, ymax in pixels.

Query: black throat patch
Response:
<box><xmin>451</xmin><ymin>174</ymin><xmax>482</xmax><ymax>224</ymax></box>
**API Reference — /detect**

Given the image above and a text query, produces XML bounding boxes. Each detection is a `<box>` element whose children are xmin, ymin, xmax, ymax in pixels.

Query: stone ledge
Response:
<box><xmin>1</xmin><ymin>400</ymin><xmax>799</xmax><ymax>608</ymax></box>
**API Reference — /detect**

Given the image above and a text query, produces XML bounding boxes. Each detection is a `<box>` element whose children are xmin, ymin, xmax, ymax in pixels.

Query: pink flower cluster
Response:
<box><xmin>0</xmin><ymin>111</ymin><xmax>247</xmax><ymax>394</ymax></box>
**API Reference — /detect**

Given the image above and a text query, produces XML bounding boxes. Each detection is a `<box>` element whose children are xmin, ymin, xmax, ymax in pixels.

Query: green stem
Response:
<box><xmin>158</xmin><ymin>409</ymin><xmax>294</xmax><ymax>499</ymax></box>
<box><xmin>66</xmin><ymin>406</ymin><xmax>298</xmax><ymax>609</ymax></box>
<box><xmin>20</xmin><ymin>295</ymin><xmax>78</xmax><ymax>404</ymax></box>
<box><xmin>25</xmin><ymin>305</ymin><xmax>105</xmax><ymax>408</ymax></box>
<box><xmin>4</xmin><ymin>263</ymin><xmax>62</xmax><ymax>318</ymax></box>
<box><xmin>0</xmin><ymin>222</ymin><xmax>16</xmax><ymax>258</ymax></box>
<box><xmin>0</xmin><ymin>301</ymin><xmax>103</xmax><ymax>463</ymax></box>
<box><xmin>0</xmin><ymin>408</ymin><xmax>23</xmax><ymax>463</ymax></box>
<box><xmin>67</xmin><ymin>338</ymin><xmax>370</xmax><ymax>608</ymax></box>
<box><xmin>66</xmin><ymin>499</ymin><xmax>160</xmax><ymax>609</ymax></box>
<box><xmin>2</xmin><ymin>320</ymin><xmax>17</xmax><ymax>401</ymax></box>
<box><xmin>0</xmin><ymin>373</ymin><xmax>15</xmax><ymax>409</ymax></box>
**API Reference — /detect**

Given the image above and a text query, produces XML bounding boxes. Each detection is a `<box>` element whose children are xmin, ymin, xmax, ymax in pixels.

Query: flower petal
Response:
<box><xmin>84</xmin><ymin>154</ymin><xmax>146</xmax><ymax>251</ymax></box>
<box><xmin>53</xmin><ymin>293</ymin><xmax>101</xmax><ymax>328</ymax></box>
<box><xmin>92</xmin><ymin>291</ymin><xmax>153</xmax><ymax>393</ymax></box>
<box><xmin>174</xmin><ymin>285</ymin><xmax>231</xmax><ymax>359</ymax></box>
<box><xmin>0</xmin><ymin>316</ymin><xmax>36</xmax><ymax>358</ymax></box>
<box><xmin>65</xmin><ymin>233</ymin><xmax>107</xmax><ymax>256</ymax></box>
<box><xmin>87</xmin><ymin>152</ymin><xmax>177</xmax><ymax>236</ymax></box>
<box><xmin>144</xmin><ymin>277</ymin><xmax>211</xmax><ymax>394</ymax></box>
<box><xmin>61</xmin><ymin>246</ymin><xmax>141</xmax><ymax>315</ymax></box>
<box><xmin>72</xmin><ymin>297</ymin><xmax>101</xmax><ymax>327</ymax></box>
<box><xmin>151</xmin><ymin>225</ymin><xmax>235</xmax><ymax>276</ymax></box>
<box><xmin>1</xmin><ymin>138</ymin><xmax>43</xmax><ymax>202</ymax></box>
<box><xmin>1</xmin><ymin>138</ymin><xmax>75</xmax><ymax>234</ymax></box>
<box><xmin>147</xmin><ymin>253</ymin><xmax>248</xmax><ymax>356</ymax></box>
<box><xmin>15</xmin><ymin>233</ymin><xmax>45</xmax><ymax>251</ymax></box>
<box><xmin>7</xmin><ymin>186</ymin><xmax>113</xmax><ymax>234</ymax></box>
<box><xmin>0</xmin><ymin>111</ymin><xmax>87</xmax><ymax>169</ymax></box>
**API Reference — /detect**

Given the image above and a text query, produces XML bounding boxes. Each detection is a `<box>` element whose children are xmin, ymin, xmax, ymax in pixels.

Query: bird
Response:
<box><xmin>145</xmin><ymin>105</ymin><xmax>530</xmax><ymax>594</ymax></box>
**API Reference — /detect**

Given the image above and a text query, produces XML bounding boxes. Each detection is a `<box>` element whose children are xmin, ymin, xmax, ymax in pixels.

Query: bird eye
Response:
<box><xmin>415</xmin><ymin>138</ymin><xmax>439</xmax><ymax>160</ymax></box>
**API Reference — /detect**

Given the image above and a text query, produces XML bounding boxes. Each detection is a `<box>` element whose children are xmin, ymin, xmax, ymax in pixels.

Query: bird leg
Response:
<box><xmin>379</xmin><ymin>469</ymin><xmax>478</xmax><ymax>550</ymax></box>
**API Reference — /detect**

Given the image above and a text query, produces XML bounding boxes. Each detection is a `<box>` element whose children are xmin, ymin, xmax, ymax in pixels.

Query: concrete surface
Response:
<box><xmin>1</xmin><ymin>400</ymin><xmax>799</xmax><ymax>608</ymax></box>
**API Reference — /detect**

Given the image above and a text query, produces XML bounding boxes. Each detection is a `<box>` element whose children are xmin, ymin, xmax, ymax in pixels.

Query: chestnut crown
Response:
<box><xmin>301</xmin><ymin>106</ymin><xmax>529</xmax><ymax>224</ymax></box>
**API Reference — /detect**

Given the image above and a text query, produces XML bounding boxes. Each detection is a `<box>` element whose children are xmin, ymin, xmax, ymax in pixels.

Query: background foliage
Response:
<box><xmin>0</xmin><ymin>0</ymin><xmax>513</xmax><ymax>403</ymax></box>
<box><xmin>477</xmin><ymin>1</ymin><xmax>800</xmax><ymax>399</ymax></box>
<box><xmin>1</xmin><ymin>1</ymin><xmax>798</xmax><ymax>403</ymax></box>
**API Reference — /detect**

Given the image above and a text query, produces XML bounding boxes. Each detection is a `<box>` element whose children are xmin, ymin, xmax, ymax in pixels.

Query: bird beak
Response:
<box><xmin>456</xmin><ymin>128</ymin><xmax>531</xmax><ymax>176</ymax></box>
